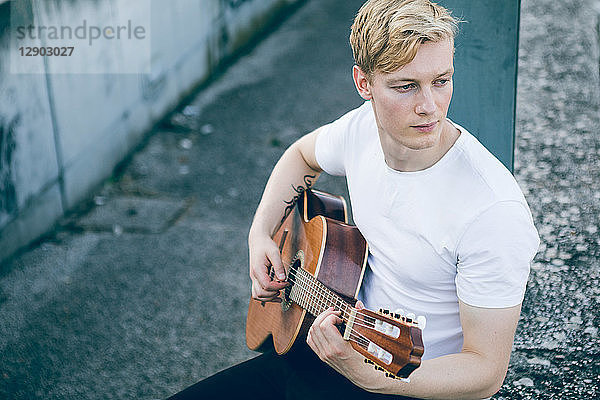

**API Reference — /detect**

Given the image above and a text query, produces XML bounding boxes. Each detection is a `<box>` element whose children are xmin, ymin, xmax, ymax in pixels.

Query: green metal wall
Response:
<box><xmin>437</xmin><ymin>0</ymin><xmax>521</xmax><ymax>171</ymax></box>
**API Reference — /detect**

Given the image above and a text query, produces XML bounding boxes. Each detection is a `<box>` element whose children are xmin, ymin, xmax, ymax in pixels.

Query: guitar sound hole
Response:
<box><xmin>284</xmin><ymin>259</ymin><xmax>301</xmax><ymax>300</ymax></box>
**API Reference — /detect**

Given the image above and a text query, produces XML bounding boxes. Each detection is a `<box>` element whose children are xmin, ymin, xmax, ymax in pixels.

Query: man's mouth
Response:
<box><xmin>412</xmin><ymin>121</ymin><xmax>438</xmax><ymax>133</ymax></box>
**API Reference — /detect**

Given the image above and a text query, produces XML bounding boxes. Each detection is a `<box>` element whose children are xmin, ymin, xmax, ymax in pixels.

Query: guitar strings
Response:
<box><xmin>287</xmin><ymin>272</ymin><xmax>379</xmax><ymax>336</ymax></box>
<box><xmin>267</xmin><ymin>261</ymin><xmax>413</xmax><ymax>356</ymax></box>
<box><xmin>289</xmin><ymin>273</ymin><xmax>373</xmax><ymax>348</ymax></box>
<box><xmin>284</xmin><ymin>266</ymin><xmax>366</xmax><ymax>322</ymax></box>
<box><xmin>271</xmin><ymin>266</ymin><xmax>376</xmax><ymax>344</ymax></box>
<box><xmin>266</xmin><ymin>267</ymin><xmax>400</xmax><ymax>364</ymax></box>
<box><xmin>278</xmin><ymin>267</ymin><xmax>384</xmax><ymax>341</ymax></box>
<box><xmin>280</xmin><ymin>271</ymin><xmax>382</xmax><ymax>355</ymax></box>
<box><xmin>284</xmin><ymin>266</ymin><xmax>380</xmax><ymax>327</ymax></box>
<box><xmin>286</xmin><ymin>266</ymin><xmax>415</xmax><ymax>333</ymax></box>
<box><xmin>282</xmin><ymin>266</ymin><xmax>383</xmax><ymax>336</ymax></box>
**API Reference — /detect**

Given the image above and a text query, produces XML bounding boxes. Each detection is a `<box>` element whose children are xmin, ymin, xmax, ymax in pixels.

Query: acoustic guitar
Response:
<box><xmin>246</xmin><ymin>189</ymin><xmax>424</xmax><ymax>379</ymax></box>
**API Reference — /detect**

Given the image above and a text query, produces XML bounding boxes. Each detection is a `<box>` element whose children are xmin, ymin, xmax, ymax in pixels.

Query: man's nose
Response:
<box><xmin>415</xmin><ymin>88</ymin><xmax>436</xmax><ymax>115</ymax></box>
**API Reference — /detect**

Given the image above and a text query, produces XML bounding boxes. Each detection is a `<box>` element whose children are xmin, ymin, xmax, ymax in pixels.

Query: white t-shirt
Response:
<box><xmin>315</xmin><ymin>101</ymin><xmax>540</xmax><ymax>360</ymax></box>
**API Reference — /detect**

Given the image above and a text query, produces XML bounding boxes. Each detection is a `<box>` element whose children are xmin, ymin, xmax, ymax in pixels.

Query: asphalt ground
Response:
<box><xmin>1</xmin><ymin>0</ymin><xmax>599</xmax><ymax>399</ymax></box>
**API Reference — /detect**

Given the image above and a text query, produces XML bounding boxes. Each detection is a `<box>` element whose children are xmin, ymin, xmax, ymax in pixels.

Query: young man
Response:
<box><xmin>169</xmin><ymin>0</ymin><xmax>539</xmax><ymax>399</ymax></box>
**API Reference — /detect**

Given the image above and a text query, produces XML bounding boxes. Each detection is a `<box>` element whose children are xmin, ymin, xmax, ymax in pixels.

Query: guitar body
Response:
<box><xmin>246</xmin><ymin>190</ymin><xmax>369</xmax><ymax>354</ymax></box>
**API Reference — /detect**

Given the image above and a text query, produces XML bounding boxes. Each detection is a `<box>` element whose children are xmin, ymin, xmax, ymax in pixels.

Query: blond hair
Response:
<box><xmin>350</xmin><ymin>0</ymin><xmax>459</xmax><ymax>78</ymax></box>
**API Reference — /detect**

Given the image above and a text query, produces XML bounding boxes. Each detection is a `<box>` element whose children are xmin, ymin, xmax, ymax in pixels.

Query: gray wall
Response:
<box><xmin>0</xmin><ymin>0</ymin><xmax>302</xmax><ymax>264</ymax></box>
<box><xmin>438</xmin><ymin>0</ymin><xmax>521</xmax><ymax>170</ymax></box>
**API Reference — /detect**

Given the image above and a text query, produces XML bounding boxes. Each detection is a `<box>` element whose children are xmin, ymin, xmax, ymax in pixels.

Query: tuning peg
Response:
<box><xmin>382</xmin><ymin>309</ymin><xmax>390</xmax><ymax>315</ymax></box>
<box><xmin>364</xmin><ymin>358</ymin><xmax>374</xmax><ymax>365</ymax></box>
<box><xmin>368</xmin><ymin>342</ymin><xmax>377</xmax><ymax>354</ymax></box>
<box><xmin>417</xmin><ymin>315</ymin><xmax>427</xmax><ymax>330</ymax></box>
<box><xmin>394</xmin><ymin>308</ymin><xmax>405</xmax><ymax>318</ymax></box>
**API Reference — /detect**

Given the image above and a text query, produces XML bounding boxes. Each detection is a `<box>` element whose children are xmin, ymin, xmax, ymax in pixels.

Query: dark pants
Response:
<box><xmin>167</xmin><ymin>342</ymin><xmax>418</xmax><ymax>400</ymax></box>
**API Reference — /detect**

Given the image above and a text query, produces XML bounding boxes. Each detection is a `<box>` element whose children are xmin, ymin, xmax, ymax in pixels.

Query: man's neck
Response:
<box><xmin>380</xmin><ymin>120</ymin><xmax>461</xmax><ymax>172</ymax></box>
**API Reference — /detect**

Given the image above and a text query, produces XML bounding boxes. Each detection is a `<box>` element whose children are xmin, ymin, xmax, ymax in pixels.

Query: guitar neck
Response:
<box><xmin>288</xmin><ymin>267</ymin><xmax>353</xmax><ymax>324</ymax></box>
<box><xmin>285</xmin><ymin>266</ymin><xmax>424</xmax><ymax>379</ymax></box>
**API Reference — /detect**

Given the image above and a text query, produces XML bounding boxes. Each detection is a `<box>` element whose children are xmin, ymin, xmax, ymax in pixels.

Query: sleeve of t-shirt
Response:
<box><xmin>455</xmin><ymin>200</ymin><xmax>540</xmax><ymax>308</ymax></box>
<box><xmin>314</xmin><ymin>103</ymin><xmax>365</xmax><ymax>176</ymax></box>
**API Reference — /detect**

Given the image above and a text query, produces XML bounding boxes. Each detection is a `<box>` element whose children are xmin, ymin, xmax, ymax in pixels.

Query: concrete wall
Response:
<box><xmin>0</xmin><ymin>0</ymin><xmax>302</xmax><ymax>264</ymax></box>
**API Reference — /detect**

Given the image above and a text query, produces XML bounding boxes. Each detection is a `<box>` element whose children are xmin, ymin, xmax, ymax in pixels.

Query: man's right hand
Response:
<box><xmin>248</xmin><ymin>235</ymin><xmax>288</xmax><ymax>303</ymax></box>
<box><xmin>246</xmin><ymin>129</ymin><xmax>322</xmax><ymax>303</ymax></box>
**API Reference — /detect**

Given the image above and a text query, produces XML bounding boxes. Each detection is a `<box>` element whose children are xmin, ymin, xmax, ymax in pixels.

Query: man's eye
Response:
<box><xmin>435</xmin><ymin>79</ymin><xmax>450</xmax><ymax>86</ymax></box>
<box><xmin>394</xmin><ymin>84</ymin><xmax>415</xmax><ymax>92</ymax></box>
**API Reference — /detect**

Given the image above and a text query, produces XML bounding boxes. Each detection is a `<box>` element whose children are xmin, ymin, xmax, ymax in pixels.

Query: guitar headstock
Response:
<box><xmin>346</xmin><ymin>307</ymin><xmax>425</xmax><ymax>379</ymax></box>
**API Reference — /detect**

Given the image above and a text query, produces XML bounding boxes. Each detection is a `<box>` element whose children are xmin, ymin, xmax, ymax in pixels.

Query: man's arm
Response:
<box><xmin>248</xmin><ymin>128</ymin><xmax>323</xmax><ymax>302</ymax></box>
<box><xmin>307</xmin><ymin>300</ymin><xmax>521</xmax><ymax>399</ymax></box>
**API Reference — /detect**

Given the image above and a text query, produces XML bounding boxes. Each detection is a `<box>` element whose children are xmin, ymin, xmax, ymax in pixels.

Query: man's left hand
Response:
<box><xmin>306</xmin><ymin>303</ymin><xmax>367</xmax><ymax>386</ymax></box>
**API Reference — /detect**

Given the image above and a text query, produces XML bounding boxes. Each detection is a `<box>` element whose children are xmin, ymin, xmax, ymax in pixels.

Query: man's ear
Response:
<box><xmin>352</xmin><ymin>65</ymin><xmax>373</xmax><ymax>100</ymax></box>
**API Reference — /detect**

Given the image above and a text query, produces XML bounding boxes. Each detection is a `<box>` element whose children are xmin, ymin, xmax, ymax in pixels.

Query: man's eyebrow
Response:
<box><xmin>385</xmin><ymin>68</ymin><xmax>454</xmax><ymax>85</ymax></box>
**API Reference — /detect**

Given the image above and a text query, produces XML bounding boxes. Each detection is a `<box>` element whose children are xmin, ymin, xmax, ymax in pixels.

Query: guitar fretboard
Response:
<box><xmin>288</xmin><ymin>267</ymin><xmax>352</xmax><ymax>322</ymax></box>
